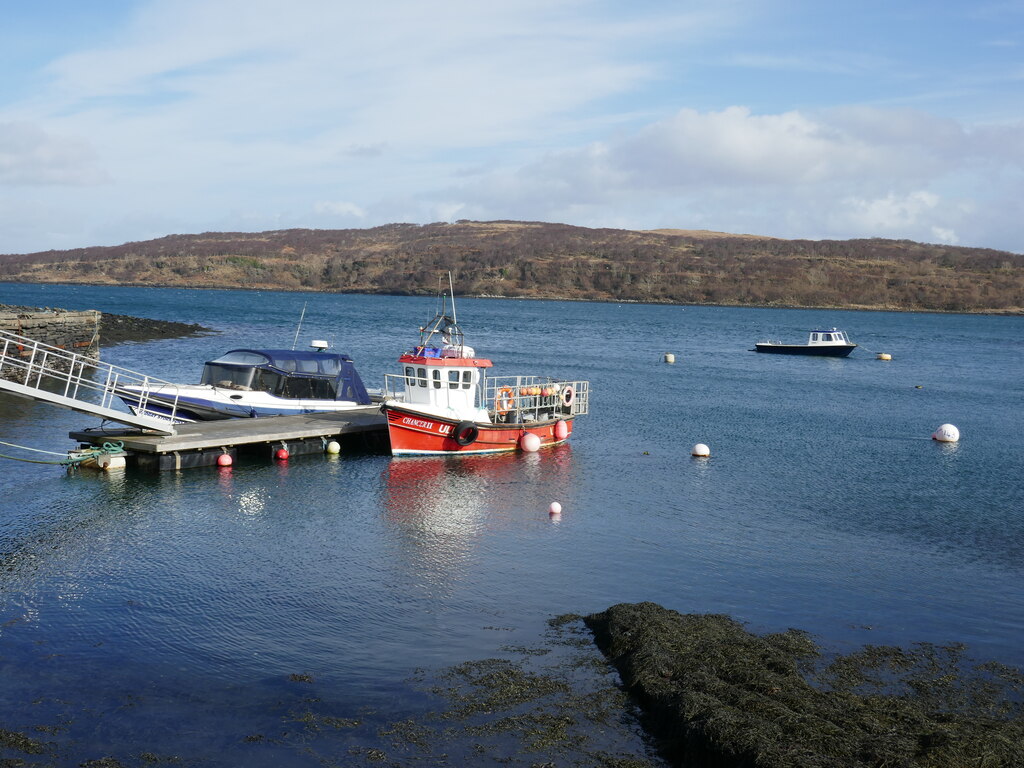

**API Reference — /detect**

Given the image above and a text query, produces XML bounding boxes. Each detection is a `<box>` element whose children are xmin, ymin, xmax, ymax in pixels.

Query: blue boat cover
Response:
<box><xmin>208</xmin><ymin>348</ymin><xmax>370</xmax><ymax>404</ymax></box>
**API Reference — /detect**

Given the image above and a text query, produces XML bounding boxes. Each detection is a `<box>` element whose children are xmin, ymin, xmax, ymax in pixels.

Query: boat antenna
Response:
<box><xmin>291</xmin><ymin>302</ymin><xmax>307</xmax><ymax>350</ymax></box>
<box><xmin>448</xmin><ymin>271</ymin><xmax>457</xmax><ymax>326</ymax></box>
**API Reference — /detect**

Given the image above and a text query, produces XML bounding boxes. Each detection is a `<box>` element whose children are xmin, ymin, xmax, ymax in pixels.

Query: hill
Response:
<box><xmin>1</xmin><ymin>220</ymin><xmax>1021</xmax><ymax>313</ymax></box>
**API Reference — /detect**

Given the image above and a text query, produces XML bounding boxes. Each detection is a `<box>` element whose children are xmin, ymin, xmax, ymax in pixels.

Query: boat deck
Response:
<box><xmin>69</xmin><ymin>407</ymin><xmax>387</xmax><ymax>470</ymax></box>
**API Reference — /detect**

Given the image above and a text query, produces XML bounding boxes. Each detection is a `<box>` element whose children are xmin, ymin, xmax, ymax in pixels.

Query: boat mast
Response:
<box><xmin>448</xmin><ymin>271</ymin><xmax>457</xmax><ymax>327</ymax></box>
<box><xmin>291</xmin><ymin>302</ymin><xmax>307</xmax><ymax>350</ymax></box>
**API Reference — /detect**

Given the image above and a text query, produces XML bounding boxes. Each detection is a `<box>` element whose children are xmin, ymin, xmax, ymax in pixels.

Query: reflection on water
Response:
<box><xmin>381</xmin><ymin>448</ymin><xmax>576</xmax><ymax>591</ymax></box>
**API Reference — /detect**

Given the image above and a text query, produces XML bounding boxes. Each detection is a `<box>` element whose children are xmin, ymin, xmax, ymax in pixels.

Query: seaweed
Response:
<box><xmin>584</xmin><ymin>602</ymin><xmax>1024</xmax><ymax>768</ymax></box>
<box><xmin>0</xmin><ymin>728</ymin><xmax>45</xmax><ymax>755</ymax></box>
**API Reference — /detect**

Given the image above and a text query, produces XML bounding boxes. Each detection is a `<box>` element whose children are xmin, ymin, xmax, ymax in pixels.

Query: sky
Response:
<box><xmin>1</xmin><ymin>0</ymin><xmax>1023</xmax><ymax>255</ymax></box>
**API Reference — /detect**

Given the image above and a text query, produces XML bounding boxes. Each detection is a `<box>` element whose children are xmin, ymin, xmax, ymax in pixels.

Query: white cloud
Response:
<box><xmin>434</xmin><ymin>105</ymin><xmax>1024</xmax><ymax>248</ymax></box>
<box><xmin>837</xmin><ymin>191</ymin><xmax>941</xmax><ymax>233</ymax></box>
<box><xmin>0</xmin><ymin>121</ymin><xmax>107</xmax><ymax>185</ymax></box>
<box><xmin>313</xmin><ymin>201</ymin><xmax>365</xmax><ymax>218</ymax></box>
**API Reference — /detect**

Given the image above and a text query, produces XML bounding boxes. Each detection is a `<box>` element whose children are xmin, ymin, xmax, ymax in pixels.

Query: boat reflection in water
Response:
<box><xmin>381</xmin><ymin>447</ymin><xmax>576</xmax><ymax>588</ymax></box>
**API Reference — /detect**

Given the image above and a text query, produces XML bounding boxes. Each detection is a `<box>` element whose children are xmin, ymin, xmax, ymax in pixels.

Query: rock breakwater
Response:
<box><xmin>0</xmin><ymin>304</ymin><xmax>212</xmax><ymax>348</ymax></box>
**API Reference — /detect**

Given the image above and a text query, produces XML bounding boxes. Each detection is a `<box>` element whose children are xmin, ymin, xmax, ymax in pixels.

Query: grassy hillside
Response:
<box><xmin>1</xmin><ymin>220</ymin><xmax>1021</xmax><ymax>313</ymax></box>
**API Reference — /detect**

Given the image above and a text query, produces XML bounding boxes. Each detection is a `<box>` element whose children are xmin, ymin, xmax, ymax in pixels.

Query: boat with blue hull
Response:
<box><xmin>753</xmin><ymin>328</ymin><xmax>857</xmax><ymax>357</ymax></box>
<box><xmin>118</xmin><ymin>341</ymin><xmax>372</xmax><ymax>423</ymax></box>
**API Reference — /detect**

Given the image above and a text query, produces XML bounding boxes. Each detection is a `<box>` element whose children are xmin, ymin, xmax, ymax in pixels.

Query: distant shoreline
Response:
<box><xmin>2</xmin><ymin>221</ymin><xmax>1021</xmax><ymax>314</ymax></box>
<box><xmin>2</xmin><ymin>282</ymin><xmax>1021</xmax><ymax>317</ymax></box>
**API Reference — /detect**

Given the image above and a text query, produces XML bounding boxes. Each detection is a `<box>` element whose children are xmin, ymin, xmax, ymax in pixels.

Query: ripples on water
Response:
<box><xmin>1</xmin><ymin>284</ymin><xmax>1022</xmax><ymax>764</ymax></box>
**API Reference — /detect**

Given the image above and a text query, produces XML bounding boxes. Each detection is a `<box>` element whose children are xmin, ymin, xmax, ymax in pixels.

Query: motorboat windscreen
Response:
<box><xmin>200</xmin><ymin>349</ymin><xmax>371</xmax><ymax>404</ymax></box>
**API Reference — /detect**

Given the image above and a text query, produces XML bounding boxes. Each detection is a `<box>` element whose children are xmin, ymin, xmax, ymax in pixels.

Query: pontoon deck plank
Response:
<box><xmin>69</xmin><ymin>407</ymin><xmax>387</xmax><ymax>470</ymax></box>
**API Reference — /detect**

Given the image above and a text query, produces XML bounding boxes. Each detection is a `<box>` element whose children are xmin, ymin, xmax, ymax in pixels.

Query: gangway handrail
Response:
<box><xmin>0</xmin><ymin>329</ymin><xmax>183</xmax><ymax>434</ymax></box>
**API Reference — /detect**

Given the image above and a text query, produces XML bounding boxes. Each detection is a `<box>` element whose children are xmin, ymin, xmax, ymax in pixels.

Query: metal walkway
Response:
<box><xmin>0</xmin><ymin>329</ymin><xmax>180</xmax><ymax>434</ymax></box>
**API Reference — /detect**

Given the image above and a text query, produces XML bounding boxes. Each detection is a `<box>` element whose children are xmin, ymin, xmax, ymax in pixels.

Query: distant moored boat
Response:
<box><xmin>753</xmin><ymin>328</ymin><xmax>857</xmax><ymax>357</ymax></box>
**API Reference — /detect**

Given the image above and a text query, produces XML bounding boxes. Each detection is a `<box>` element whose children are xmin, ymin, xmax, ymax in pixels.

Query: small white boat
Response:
<box><xmin>117</xmin><ymin>341</ymin><xmax>372</xmax><ymax>423</ymax></box>
<box><xmin>753</xmin><ymin>328</ymin><xmax>857</xmax><ymax>357</ymax></box>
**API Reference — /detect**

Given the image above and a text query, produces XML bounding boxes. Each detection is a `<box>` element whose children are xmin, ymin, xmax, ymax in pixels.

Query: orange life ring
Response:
<box><xmin>496</xmin><ymin>387</ymin><xmax>515</xmax><ymax>414</ymax></box>
<box><xmin>561</xmin><ymin>385</ymin><xmax>575</xmax><ymax>407</ymax></box>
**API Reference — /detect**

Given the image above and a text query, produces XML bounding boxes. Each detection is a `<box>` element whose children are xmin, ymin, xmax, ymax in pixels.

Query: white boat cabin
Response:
<box><xmin>807</xmin><ymin>328</ymin><xmax>852</xmax><ymax>346</ymax></box>
<box><xmin>384</xmin><ymin>301</ymin><xmax>590</xmax><ymax>425</ymax></box>
<box><xmin>395</xmin><ymin>348</ymin><xmax>492</xmax><ymax>423</ymax></box>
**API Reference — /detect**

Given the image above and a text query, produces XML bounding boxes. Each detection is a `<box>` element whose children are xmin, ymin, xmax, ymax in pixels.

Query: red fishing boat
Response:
<box><xmin>381</xmin><ymin>284</ymin><xmax>589</xmax><ymax>456</ymax></box>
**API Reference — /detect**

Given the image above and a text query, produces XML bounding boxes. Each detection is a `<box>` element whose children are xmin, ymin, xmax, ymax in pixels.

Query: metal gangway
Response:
<box><xmin>0</xmin><ymin>329</ymin><xmax>181</xmax><ymax>434</ymax></box>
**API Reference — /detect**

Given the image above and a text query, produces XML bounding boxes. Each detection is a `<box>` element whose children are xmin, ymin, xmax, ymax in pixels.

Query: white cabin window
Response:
<box><xmin>432</xmin><ymin>370</ymin><xmax>441</xmax><ymax>389</ymax></box>
<box><xmin>462</xmin><ymin>371</ymin><xmax>472</xmax><ymax>389</ymax></box>
<box><xmin>417</xmin><ymin>367</ymin><xmax>427</xmax><ymax>387</ymax></box>
<box><xmin>405</xmin><ymin>366</ymin><xmax>416</xmax><ymax>386</ymax></box>
<box><xmin>811</xmin><ymin>333</ymin><xmax>819</xmax><ymax>342</ymax></box>
<box><xmin>448</xmin><ymin>370</ymin><xmax>460</xmax><ymax>390</ymax></box>
<box><xmin>822</xmin><ymin>333</ymin><xmax>832</xmax><ymax>341</ymax></box>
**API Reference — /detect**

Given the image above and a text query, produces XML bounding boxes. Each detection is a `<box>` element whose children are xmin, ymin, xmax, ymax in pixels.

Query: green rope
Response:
<box><xmin>0</xmin><ymin>452</ymin><xmax>72</xmax><ymax>465</ymax></box>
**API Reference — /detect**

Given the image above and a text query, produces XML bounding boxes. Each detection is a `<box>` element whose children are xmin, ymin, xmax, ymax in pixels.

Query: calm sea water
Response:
<box><xmin>1</xmin><ymin>282</ymin><xmax>1022</xmax><ymax>765</ymax></box>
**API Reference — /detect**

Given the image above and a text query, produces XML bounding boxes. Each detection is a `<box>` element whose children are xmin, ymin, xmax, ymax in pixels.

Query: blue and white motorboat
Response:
<box><xmin>753</xmin><ymin>328</ymin><xmax>857</xmax><ymax>357</ymax></box>
<box><xmin>117</xmin><ymin>341</ymin><xmax>372</xmax><ymax>423</ymax></box>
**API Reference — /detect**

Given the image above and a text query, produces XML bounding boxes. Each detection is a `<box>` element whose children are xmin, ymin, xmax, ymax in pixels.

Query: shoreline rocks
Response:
<box><xmin>97</xmin><ymin>312</ymin><xmax>213</xmax><ymax>346</ymax></box>
<box><xmin>0</xmin><ymin>304</ymin><xmax>213</xmax><ymax>347</ymax></box>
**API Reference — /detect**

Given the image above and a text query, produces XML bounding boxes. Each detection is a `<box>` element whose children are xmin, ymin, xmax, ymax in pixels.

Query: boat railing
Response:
<box><xmin>382</xmin><ymin>373</ymin><xmax>411</xmax><ymax>402</ymax></box>
<box><xmin>483</xmin><ymin>375</ymin><xmax>589</xmax><ymax>421</ymax></box>
<box><xmin>0</xmin><ymin>328</ymin><xmax>184</xmax><ymax>433</ymax></box>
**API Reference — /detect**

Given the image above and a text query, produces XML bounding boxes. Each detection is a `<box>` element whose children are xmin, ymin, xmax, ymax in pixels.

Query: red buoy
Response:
<box><xmin>275</xmin><ymin>448</ymin><xmax>289</xmax><ymax>461</ymax></box>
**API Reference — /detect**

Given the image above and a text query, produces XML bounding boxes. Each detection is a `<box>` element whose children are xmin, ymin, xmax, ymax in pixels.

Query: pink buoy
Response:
<box><xmin>554</xmin><ymin>420</ymin><xmax>568</xmax><ymax>440</ymax></box>
<box><xmin>520</xmin><ymin>432</ymin><xmax>541</xmax><ymax>452</ymax></box>
<box><xmin>216</xmin><ymin>453</ymin><xmax>233</xmax><ymax>467</ymax></box>
<box><xmin>275</xmin><ymin>447</ymin><xmax>289</xmax><ymax>461</ymax></box>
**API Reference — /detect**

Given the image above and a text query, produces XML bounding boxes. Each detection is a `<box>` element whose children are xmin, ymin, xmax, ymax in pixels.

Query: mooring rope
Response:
<box><xmin>0</xmin><ymin>439</ymin><xmax>71</xmax><ymax>456</ymax></box>
<box><xmin>0</xmin><ymin>439</ymin><xmax>125</xmax><ymax>466</ymax></box>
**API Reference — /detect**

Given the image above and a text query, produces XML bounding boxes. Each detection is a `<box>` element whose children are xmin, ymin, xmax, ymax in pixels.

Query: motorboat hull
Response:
<box><xmin>754</xmin><ymin>343</ymin><xmax>856</xmax><ymax>357</ymax></box>
<box><xmin>119</xmin><ymin>385</ymin><xmax>374</xmax><ymax>424</ymax></box>
<box><xmin>383</xmin><ymin>404</ymin><xmax>575</xmax><ymax>455</ymax></box>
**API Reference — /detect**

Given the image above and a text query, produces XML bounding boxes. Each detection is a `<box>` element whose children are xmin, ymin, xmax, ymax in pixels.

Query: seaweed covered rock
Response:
<box><xmin>585</xmin><ymin>602</ymin><xmax>1024</xmax><ymax>768</ymax></box>
<box><xmin>98</xmin><ymin>313</ymin><xmax>211</xmax><ymax>345</ymax></box>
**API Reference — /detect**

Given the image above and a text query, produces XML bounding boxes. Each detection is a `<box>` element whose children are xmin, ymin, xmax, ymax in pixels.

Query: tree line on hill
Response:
<box><xmin>1</xmin><ymin>220</ymin><xmax>1021</xmax><ymax>313</ymax></box>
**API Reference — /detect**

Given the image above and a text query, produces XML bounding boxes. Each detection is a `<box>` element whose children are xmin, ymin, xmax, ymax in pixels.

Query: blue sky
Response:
<box><xmin>1</xmin><ymin>0</ymin><xmax>1022</xmax><ymax>255</ymax></box>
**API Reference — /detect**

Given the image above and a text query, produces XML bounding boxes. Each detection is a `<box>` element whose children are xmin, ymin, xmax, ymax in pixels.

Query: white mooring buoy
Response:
<box><xmin>932</xmin><ymin>424</ymin><xmax>960</xmax><ymax>443</ymax></box>
<box><xmin>97</xmin><ymin>454</ymin><xmax>127</xmax><ymax>471</ymax></box>
<box><xmin>691</xmin><ymin>443</ymin><xmax>710</xmax><ymax>458</ymax></box>
<box><xmin>549</xmin><ymin>501</ymin><xmax>562</xmax><ymax>515</ymax></box>
<box><xmin>520</xmin><ymin>433</ymin><xmax>541</xmax><ymax>452</ymax></box>
<box><xmin>664</xmin><ymin>353</ymin><xmax>676</xmax><ymax>364</ymax></box>
<box><xmin>876</xmin><ymin>353</ymin><xmax>892</xmax><ymax>361</ymax></box>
